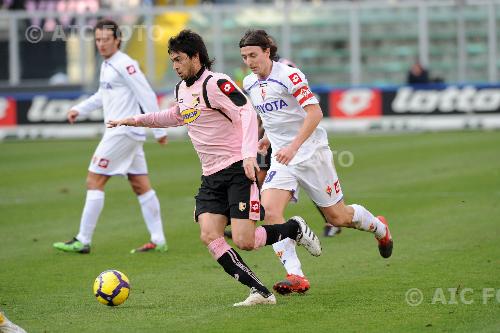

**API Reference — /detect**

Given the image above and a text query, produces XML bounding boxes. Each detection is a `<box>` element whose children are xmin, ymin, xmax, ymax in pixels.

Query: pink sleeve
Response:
<box><xmin>208</xmin><ymin>76</ymin><xmax>258</xmax><ymax>159</ymax></box>
<box><xmin>133</xmin><ymin>105</ymin><xmax>183</xmax><ymax>128</ymax></box>
<box><xmin>239</xmin><ymin>103</ymin><xmax>258</xmax><ymax>159</ymax></box>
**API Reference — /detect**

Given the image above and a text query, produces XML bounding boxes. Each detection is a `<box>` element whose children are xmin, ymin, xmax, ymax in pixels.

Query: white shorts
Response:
<box><xmin>88</xmin><ymin>134</ymin><xmax>148</xmax><ymax>176</ymax></box>
<box><xmin>261</xmin><ymin>146</ymin><xmax>343</xmax><ymax>207</ymax></box>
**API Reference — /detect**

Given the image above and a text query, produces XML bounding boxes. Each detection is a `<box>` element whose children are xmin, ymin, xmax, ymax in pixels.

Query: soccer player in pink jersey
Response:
<box><xmin>107</xmin><ymin>30</ymin><xmax>322</xmax><ymax>306</ymax></box>
<box><xmin>239</xmin><ymin>29</ymin><xmax>393</xmax><ymax>295</ymax></box>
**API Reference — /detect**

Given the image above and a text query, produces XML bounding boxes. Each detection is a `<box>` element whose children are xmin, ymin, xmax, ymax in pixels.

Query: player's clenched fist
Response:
<box><xmin>67</xmin><ymin>110</ymin><xmax>79</xmax><ymax>124</ymax></box>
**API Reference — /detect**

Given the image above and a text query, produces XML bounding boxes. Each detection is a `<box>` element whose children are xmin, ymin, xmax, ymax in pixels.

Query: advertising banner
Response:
<box><xmin>328</xmin><ymin>84</ymin><xmax>500</xmax><ymax>118</ymax></box>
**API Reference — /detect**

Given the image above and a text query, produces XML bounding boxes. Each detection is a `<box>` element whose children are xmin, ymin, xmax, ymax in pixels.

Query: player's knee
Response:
<box><xmin>129</xmin><ymin>180</ymin><xmax>149</xmax><ymax>195</ymax></box>
<box><xmin>262</xmin><ymin>207</ymin><xmax>283</xmax><ymax>225</ymax></box>
<box><xmin>86</xmin><ymin>176</ymin><xmax>100</xmax><ymax>190</ymax></box>
<box><xmin>200</xmin><ymin>231</ymin><xmax>218</xmax><ymax>246</ymax></box>
<box><xmin>233</xmin><ymin>237</ymin><xmax>254</xmax><ymax>251</ymax></box>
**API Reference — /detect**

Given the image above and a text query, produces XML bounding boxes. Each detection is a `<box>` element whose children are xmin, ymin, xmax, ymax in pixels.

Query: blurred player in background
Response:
<box><xmin>53</xmin><ymin>19</ymin><xmax>168</xmax><ymax>254</ymax></box>
<box><xmin>240</xmin><ymin>29</ymin><xmax>393</xmax><ymax>295</ymax></box>
<box><xmin>107</xmin><ymin>29</ymin><xmax>322</xmax><ymax>306</ymax></box>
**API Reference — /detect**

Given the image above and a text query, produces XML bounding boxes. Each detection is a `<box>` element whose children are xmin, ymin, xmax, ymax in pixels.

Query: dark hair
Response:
<box><xmin>94</xmin><ymin>19</ymin><xmax>121</xmax><ymax>48</ymax></box>
<box><xmin>168</xmin><ymin>30</ymin><xmax>214</xmax><ymax>70</ymax></box>
<box><xmin>239</xmin><ymin>29</ymin><xmax>278</xmax><ymax>60</ymax></box>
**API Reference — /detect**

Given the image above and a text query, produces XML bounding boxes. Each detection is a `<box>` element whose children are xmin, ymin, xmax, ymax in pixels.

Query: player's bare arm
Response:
<box><xmin>106</xmin><ymin>117</ymin><xmax>137</xmax><ymax>128</ymax></box>
<box><xmin>275</xmin><ymin>103</ymin><xmax>323</xmax><ymax>165</ymax></box>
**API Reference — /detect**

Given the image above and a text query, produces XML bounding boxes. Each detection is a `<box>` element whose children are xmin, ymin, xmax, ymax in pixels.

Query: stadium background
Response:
<box><xmin>2</xmin><ymin>0</ymin><xmax>500</xmax><ymax>137</ymax></box>
<box><xmin>0</xmin><ymin>1</ymin><xmax>499</xmax><ymax>332</ymax></box>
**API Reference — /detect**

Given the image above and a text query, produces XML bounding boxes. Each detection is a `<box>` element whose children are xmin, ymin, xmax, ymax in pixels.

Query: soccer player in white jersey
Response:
<box><xmin>53</xmin><ymin>19</ymin><xmax>168</xmax><ymax>254</ymax></box>
<box><xmin>240</xmin><ymin>29</ymin><xmax>393</xmax><ymax>295</ymax></box>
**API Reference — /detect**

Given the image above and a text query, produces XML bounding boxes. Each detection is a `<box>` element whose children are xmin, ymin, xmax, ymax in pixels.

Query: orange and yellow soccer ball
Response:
<box><xmin>93</xmin><ymin>270</ymin><xmax>130</xmax><ymax>306</ymax></box>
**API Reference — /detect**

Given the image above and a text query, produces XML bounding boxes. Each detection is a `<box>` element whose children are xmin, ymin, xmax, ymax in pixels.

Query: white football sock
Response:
<box><xmin>138</xmin><ymin>190</ymin><xmax>166</xmax><ymax>246</ymax></box>
<box><xmin>350</xmin><ymin>204</ymin><xmax>386</xmax><ymax>239</ymax></box>
<box><xmin>76</xmin><ymin>190</ymin><xmax>105</xmax><ymax>245</ymax></box>
<box><xmin>272</xmin><ymin>238</ymin><xmax>304</xmax><ymax>276</ymax></box>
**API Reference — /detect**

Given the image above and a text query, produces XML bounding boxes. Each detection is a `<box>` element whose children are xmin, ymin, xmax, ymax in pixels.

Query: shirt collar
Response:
<box><xmin>185</xmin><ymin>67</ymin><xmax>205</xmax><ymax>87</ymax></box>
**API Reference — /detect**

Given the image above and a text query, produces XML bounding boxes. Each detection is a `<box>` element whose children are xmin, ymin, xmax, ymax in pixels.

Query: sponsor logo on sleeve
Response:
<box><xmin>330</xmin><ymin>88</ymin><xmax>382</xmax><ymax>118</ymax></box>
<box><xmin>126</xmin><ymin>65</ymin><xmax>136</xmax><ymax>75</ymax></box>
<box><xmin>216</xmin><ymin>78</ymin><xmax>247</xmax><ymax>106</ymax></box>
<box><xmin>219</xmin><ymin>81</ymin><xmax>236</xmax><ymax>95</ymax></box>
<box><xmin>293</xmin><ymin>86</ymin><xmax>314</xmax><ymax>106</ymax></box>
<box><xmin>288</xmin><ymin>73</ymin><xmax>302</xmax><ymax>85</ymax></box>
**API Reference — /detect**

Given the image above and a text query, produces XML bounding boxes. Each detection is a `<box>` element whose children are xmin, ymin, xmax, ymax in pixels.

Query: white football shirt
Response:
<box><xmin>243</xmin><ymin>61</ymin><xmax>328</xmax><ymax>165</ymax></box>
<box><xmin>72</xmin><ymin>50</ymin><xmax>166</xmax><ymax>141</ymax></box>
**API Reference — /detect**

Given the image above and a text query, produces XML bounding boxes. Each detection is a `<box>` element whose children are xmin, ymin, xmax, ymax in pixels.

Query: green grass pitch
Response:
<box><xmin>0</xmin><ymin>130</ymin><xmax>499</xmax><ymax>332</ymax></box>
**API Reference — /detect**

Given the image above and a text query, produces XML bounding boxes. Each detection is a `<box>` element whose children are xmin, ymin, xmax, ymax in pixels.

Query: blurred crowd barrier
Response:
<box><xmin>1</xmin><ymin>83</ymin><xmax>499</xmax><ymax>140</ymax></box>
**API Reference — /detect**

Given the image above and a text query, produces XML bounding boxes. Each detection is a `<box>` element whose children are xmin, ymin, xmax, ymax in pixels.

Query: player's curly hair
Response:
<box><xmin>168</xmin><ymin>30</ymin><xmax>214</xmax><ymax>70</ymax></box>
<box><xmin>94</xmin><ymin>19</ymin><xmax>122</xmax><ymax>48</ymax></box>
<box><xmin>239</xmin><ymin>29</ymin><xmax>278</xmax><ymax>60</ymax></box>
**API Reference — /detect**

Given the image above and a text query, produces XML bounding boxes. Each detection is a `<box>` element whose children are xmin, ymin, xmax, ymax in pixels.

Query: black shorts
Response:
<box><xmin>257</xmin><ymin>146</ymin><xmax>272</xmax><ymax>171</ymax></box>
<box><xmin>194</xmin><ymin>161</ymin><xmax>265</xmax><ymax>222</ymax></box>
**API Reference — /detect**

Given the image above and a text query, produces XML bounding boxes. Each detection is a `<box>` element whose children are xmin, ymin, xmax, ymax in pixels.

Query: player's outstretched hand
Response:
<box><xmin>243</xmin><ymin>157</ymin><xmax>260</xmax><ymax>182</ymax></box>
<box><xmin>257</xmin><ymin>137</ymin><xmax>270</xmax><ymax>155</ymax></box>
<box><xmin>106</xmin><ymin>118</ymin><xmax>137</xmax><ymax>128</ymax></box>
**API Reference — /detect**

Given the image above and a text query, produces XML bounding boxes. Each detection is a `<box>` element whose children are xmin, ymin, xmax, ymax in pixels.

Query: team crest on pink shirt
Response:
<box><xmin>192</xmin><ymin>95</ymin><xmax>200</xmax><ymax>107</ymax></box>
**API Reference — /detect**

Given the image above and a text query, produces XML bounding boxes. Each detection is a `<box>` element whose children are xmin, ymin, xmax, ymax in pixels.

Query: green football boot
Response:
<box><xmin>53</xmin><ymin>237</ymin><xmax>91</xmax><ymax>254</ymax></box>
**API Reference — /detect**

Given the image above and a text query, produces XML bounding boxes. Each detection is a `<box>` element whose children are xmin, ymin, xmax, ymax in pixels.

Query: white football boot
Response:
<box><xmin>291</xmin><ymin>216</ymin><xmax>322</xmax><ymax>257</ymax></box>
<box><xmin>233</xmin><ymin>288</ymin><xmax>277</xmax><ymax>307</ymax></box>
<box><xmin>0</xmin><ymin>311</ymin><xmax>27</xmax><ymax>333</ymax></box>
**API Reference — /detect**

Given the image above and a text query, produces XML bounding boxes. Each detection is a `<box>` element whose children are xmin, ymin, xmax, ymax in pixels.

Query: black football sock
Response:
<box><xmin>262</xmin><ymin>219</ymin><xmax>299</xmax><ymax>245</ymax></box>
<box><xmin>217</xmin><ymin>248</ymin><xmax>272</xmax><ymax>297</ymax></box>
